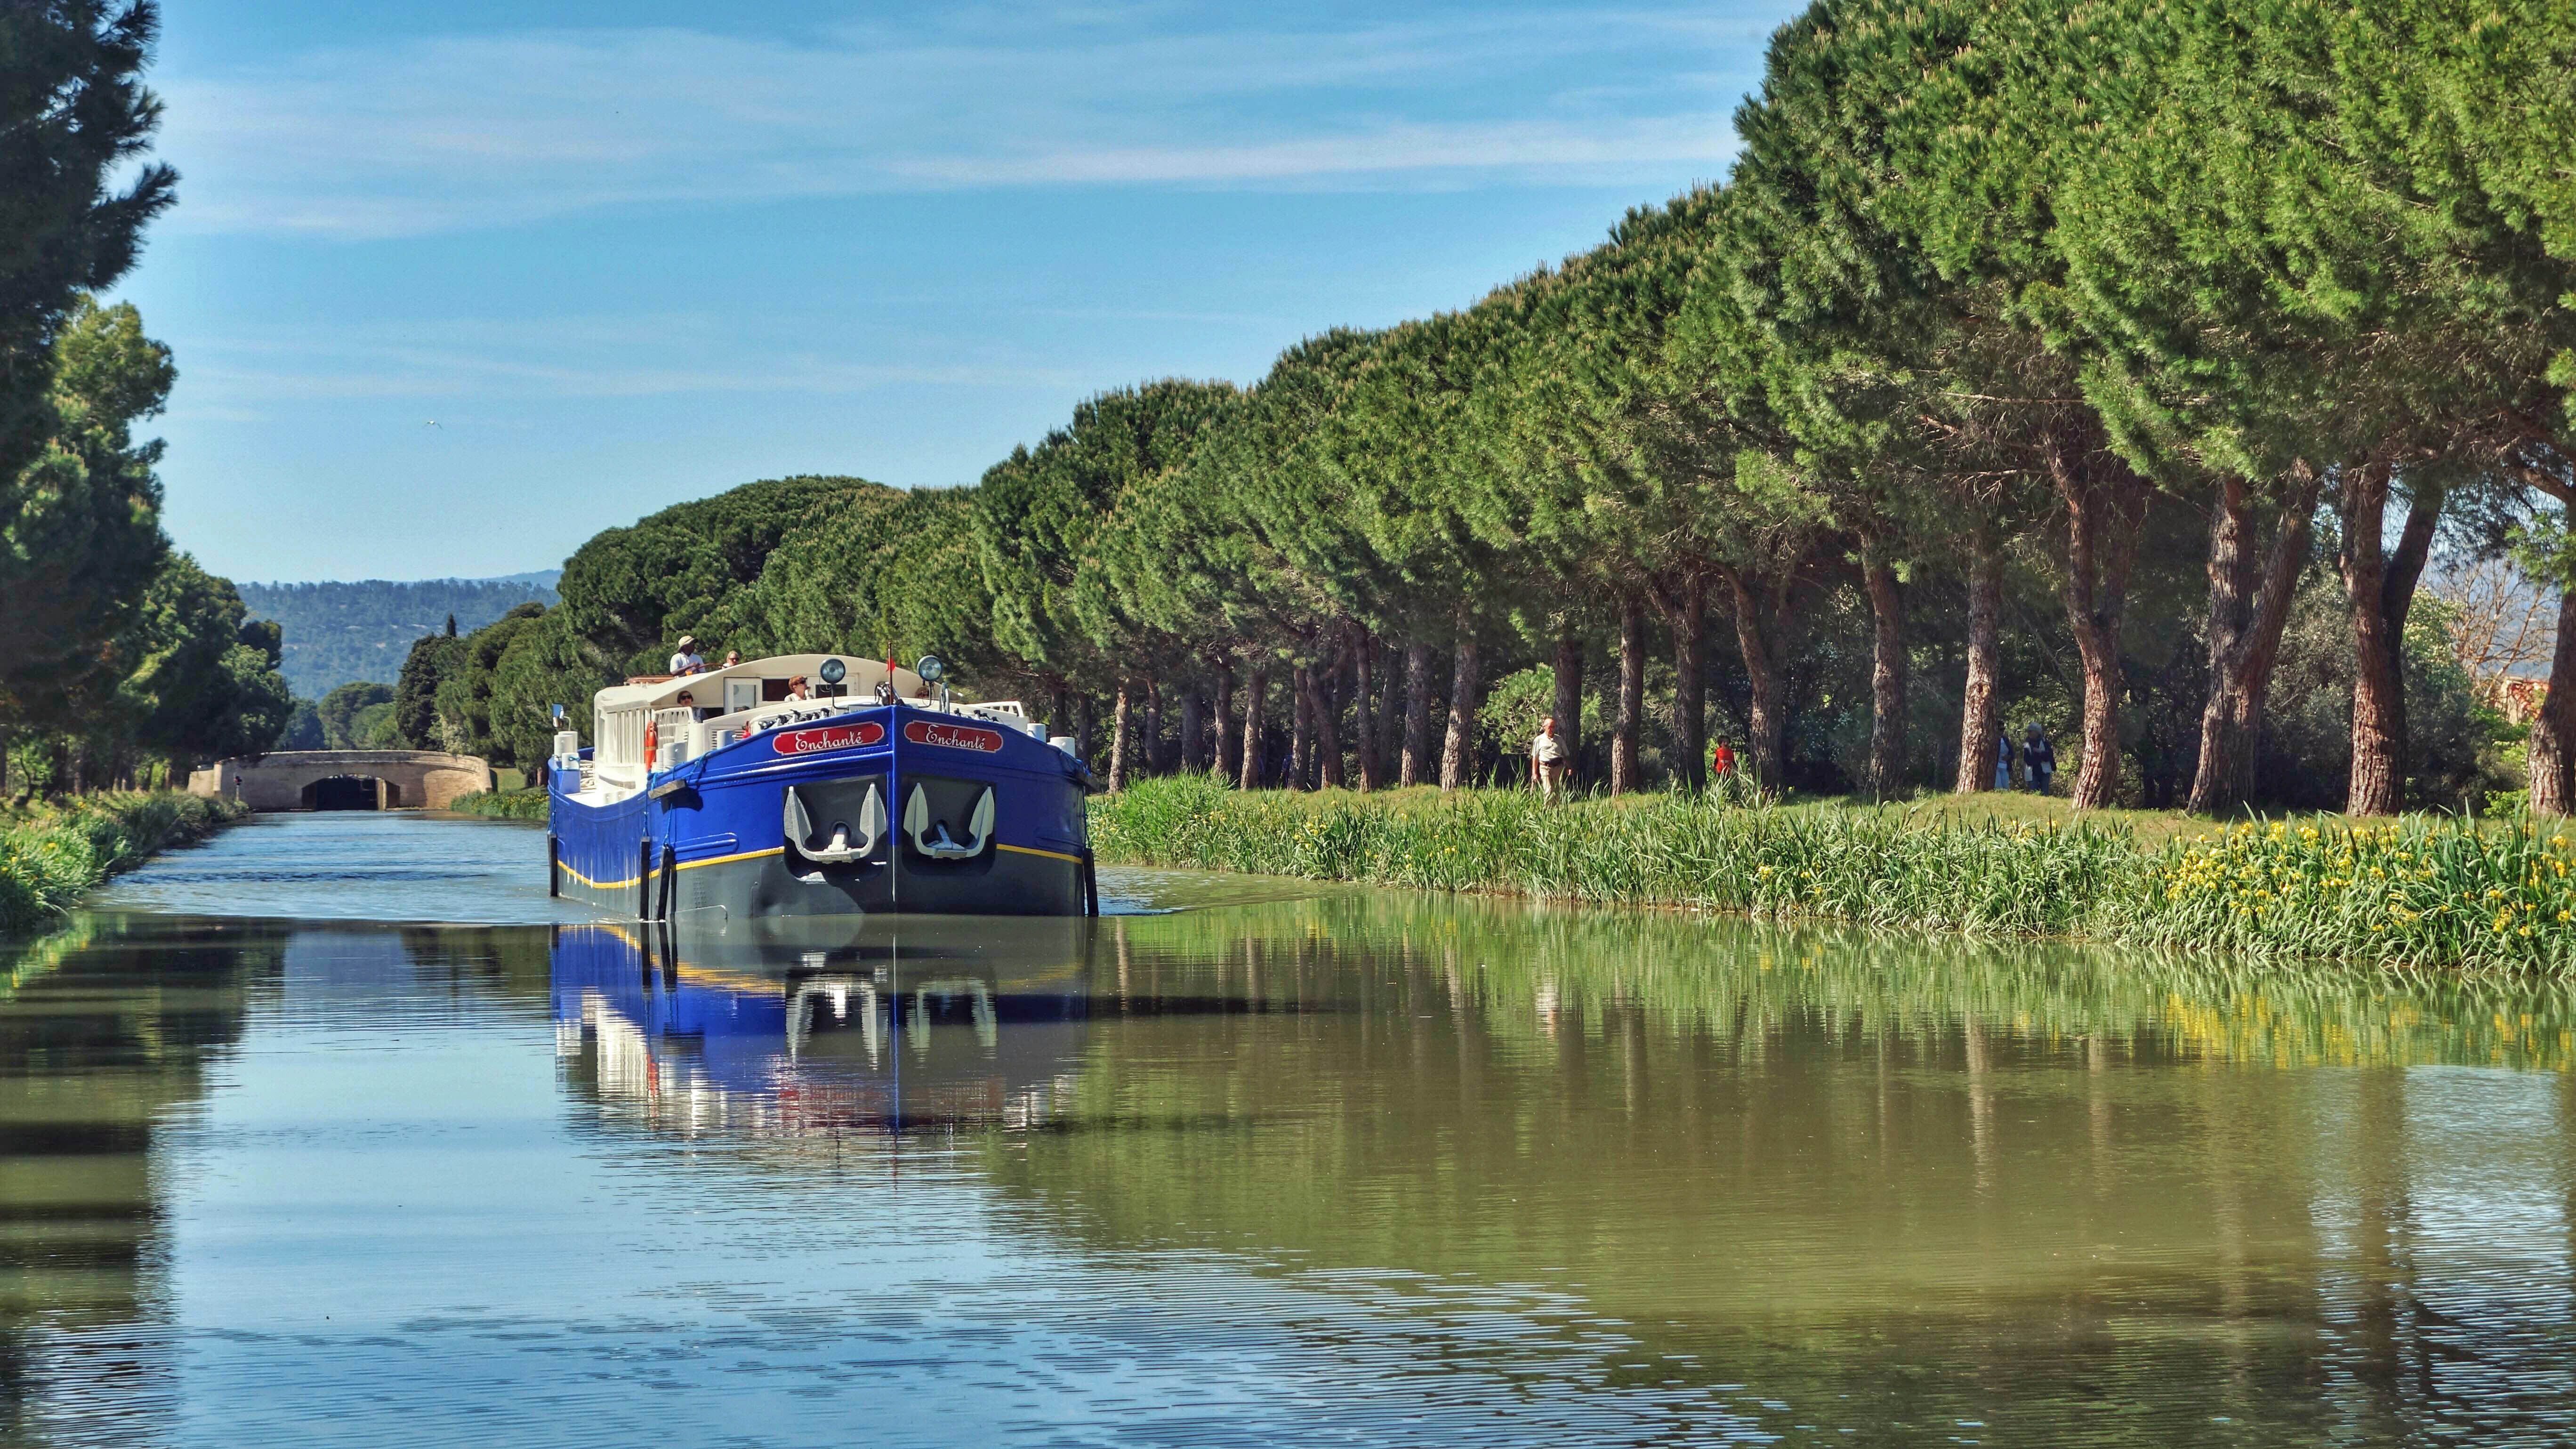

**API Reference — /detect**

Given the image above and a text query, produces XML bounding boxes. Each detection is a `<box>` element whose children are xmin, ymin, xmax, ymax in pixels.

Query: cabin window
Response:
<box><xmin>762</xmin><ymin>678</ymin><xmax>791</xmax><ymax>703</ymax></box>
<box><xmin>725</xmin><ymin>678</ymin><xmax>761</xmax><ymax>714</ymax></box>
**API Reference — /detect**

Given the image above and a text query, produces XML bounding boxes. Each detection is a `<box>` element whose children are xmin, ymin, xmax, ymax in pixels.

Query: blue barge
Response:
<box><xmin>545</xmin><ymin>653</ymin><xmax>1095</xmax><ymax>920</ymax></box>
<box><xmin>549</xmin><ymin>915</ymin><xmax>1096</xmax><ymax>1135</ymax></box>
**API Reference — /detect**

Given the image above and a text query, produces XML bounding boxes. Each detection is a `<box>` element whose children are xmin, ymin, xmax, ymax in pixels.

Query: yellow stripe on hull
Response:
<box><xmin>674</xmin><ymin>845</ymin><xmax>786</xmax><ymax>872</ymax></box>
<box><xmin>557</xmin><ymin>859</ymin><xmax>642</xmax><ymax>891</ymax></box>
<box><xmin>996</xmin><ymin>842</ymin><xmax>1084</xmax><ymax>865</ymax></box>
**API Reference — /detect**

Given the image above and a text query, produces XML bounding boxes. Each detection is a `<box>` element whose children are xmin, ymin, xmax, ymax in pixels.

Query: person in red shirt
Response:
<box><xmin>1710</xmin><ymin>740</ymin><xmax>1736</xmax><ymax>780</ymax></box>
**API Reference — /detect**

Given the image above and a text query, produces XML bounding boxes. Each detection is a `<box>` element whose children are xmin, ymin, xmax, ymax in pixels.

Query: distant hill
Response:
<box><xmin>239</xmin><ymin>574</ymin><xmax>562</xmax><ymax>699</ymax></box>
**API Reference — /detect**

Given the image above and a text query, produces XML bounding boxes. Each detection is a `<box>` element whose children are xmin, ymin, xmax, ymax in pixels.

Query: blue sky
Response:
<box><xmin>119</xmin><ymin>1</ymin><xmax>1802</xmax><ymax>583</ymax></box>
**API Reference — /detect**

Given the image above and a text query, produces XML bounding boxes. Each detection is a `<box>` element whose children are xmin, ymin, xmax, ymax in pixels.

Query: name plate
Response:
<box><xmin>904</xmin><ymin>719</ymin><xmax>1005</xmax><ymax>753</ymax></box>
<box><xmin>772</xmin><ymin>721</ymin><xmax>885</xmax><ymax>756</ymax></box>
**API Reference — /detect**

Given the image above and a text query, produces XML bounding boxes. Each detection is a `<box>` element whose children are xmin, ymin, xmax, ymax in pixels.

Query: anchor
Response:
<box><xmin>903</xmin><ymin>782</ymin><xmax>994</xmax><ymax>859</ymax></box>
<box><xmin>783</xmin><ymin>781</ymin><xmax>885</xmax><ymax>869</ymax></box>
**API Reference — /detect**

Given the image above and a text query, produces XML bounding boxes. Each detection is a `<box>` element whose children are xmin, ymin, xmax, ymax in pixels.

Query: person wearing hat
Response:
<box><xmin>2021</xmin><ymin>723</ymin><xmax>2056</xmax><ymax>794</ymax></box>
<box><xmin>668</xmin><ymin>635</ymin><xmax>707</xmax><ymax>676</ymax></box>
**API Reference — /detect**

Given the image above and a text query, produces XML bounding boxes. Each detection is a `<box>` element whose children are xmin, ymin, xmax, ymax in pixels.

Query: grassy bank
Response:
<box><xmin>1090</xmin><ymin>776</ymin><xmax>2576</xmax><ymax>972</ymax></box>
<box><xmin>0</xmin><ymin>792</ymin><xmax>247</xmax><ymax>936</ymax></box>
<box><xmin>444</xmin><ymin>789</ymin><xmax>548</xmax><ymax>821</ymax></box>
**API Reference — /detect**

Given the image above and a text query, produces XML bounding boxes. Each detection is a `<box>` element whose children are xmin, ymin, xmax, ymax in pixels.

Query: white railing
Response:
<box><xmin>653</xmin><ymin>707</ymin><xmax>696</xmax><ymax>771</ymax></box>
<box><xmin>589</xmin><ymin>696</ymin><xmax>1055</xmax><ymax>794</ymax></box>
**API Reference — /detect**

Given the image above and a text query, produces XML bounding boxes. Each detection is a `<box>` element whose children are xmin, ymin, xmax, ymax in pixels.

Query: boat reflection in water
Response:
<box><xmin>549</xmin><ymin>915</ymin><xmax>1096</xmax><ymax>1138</ymax></box>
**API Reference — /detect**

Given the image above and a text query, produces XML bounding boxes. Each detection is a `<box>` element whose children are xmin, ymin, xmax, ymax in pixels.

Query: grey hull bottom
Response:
<box><xmin>554</xmin><ymin>842</ymin><xmax>1085</xmax><ymax>921</ymax></box>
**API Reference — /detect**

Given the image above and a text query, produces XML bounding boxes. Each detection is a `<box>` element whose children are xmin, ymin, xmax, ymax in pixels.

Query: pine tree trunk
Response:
<box><xmin>1180</xmin><ymin>689</ymin><xmax>1206</xmax><ymax>774</ymax></box>
<box><xmin>1212</xmin><ymin>659</ymin><xmax>1237</xmax><ymax>781</ymax></box>
<box><xmin>1107</xmin><ymin>683</ymin><xmax>1133</xmax><ymax>792</ymax></box>
<box><xmin>1378</xmin><ymin>639</ymin><xmax>1405</xmax><ymax>782</ymax></box>
<box><xmin>2189</xmin><ymin>468</ymin><xmax>2320</xmax><ymax>813</ymax></box>
<box><xmin>1439</xmin><ymin>616</ymin><xmax>1480</xmax><ymax>791</ymax></box>
<box><xmin>1727</xmin><ymin>574</ymin><xmax>1788</xmax><ymax>790</ymax></box>
<box><xmin>2047</xmin><ymin>421</ymin><xmax>2151</xmax><ymax>810</ymax></box>
<box><xmin>1239</xmin><ymin>667</ymin><xmax>1267</xmax><ymax>790</ymax></box>
<box><xmin>2193</xmin><ymin>475</ymin><xmax>2259</xmax><ymax>812</ymax></box>
<box><xmin>1144</xmin><ymin>680</ymin><xmax>1166</xmax><ymax>775</ymax></box>
<box><xmin>1353</xmin><ymin>634</ymin><xmax>1380</xmax><ymax>791</ymax></box>
<box><xmin>1613</xmin><ymin>597</ymin><xmax>1645</xmax><ymax>794</ymax></box>
<box><xmin>1552</xmin><ymin>631</ymin><xmax>1584</xmax><ymax>788</ymax></box>
<box><xmin>2530</xmin><ymin>587</ymin><xmax>2576</xmax><ymax>816</ymax></box>
<box><xmin>2066</xmin><ymin>603</ymin><xmax>2125</xmax><ymax>810</ymax></box>
<box><xmin>1305</xmin><ymin>664</ymin><xmax>1346</xmax><ymax>788</ymax></box>
<box><xmin>1667</xmin><ymin>579</ymin><xmax>1707</xmax><ymax>791</ymax></box>
<box><xmin>1288</xmin><ymin>665</ymin><xmax>1313</xmax><ymax>790</ymax></box>
<box><xmin>2340</xmin><ymin>466</ymin><xmax>2399</xmax><ymax>814</ymax></box>
<box><xmin>2339</xmin><ymin>467</ymin><xmax>2439</xmax><ymax>816</ymax></box>
<box><xmin>1401</xmin><ymin>641</ymin><xmax>1434</xmax><ymax>787</ymax></box>
<box><xmin>1956</xmin><ymin>525</ymin><xmax>2002</xmax><ymax>793</ymax></box>
<box><xmin>1862</xmin><ymin>550</ymin><xmax>1906</xmax><ymax>799</ymax></box>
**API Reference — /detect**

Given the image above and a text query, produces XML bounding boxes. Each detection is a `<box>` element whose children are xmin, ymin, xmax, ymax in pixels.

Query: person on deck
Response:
<box><xmin>721</xmin><ymin>650</ymin><xmax>741</xmax><ymax>668</ymax></box>
<box><xmin>668</xmin><ymin>636</ymin><xmax>707</xmax><ymax>676</ymax></box>
<box><xmin>784</xmin><ymin>675</ymin><xmax>812</xmax><ymax>701</ymax></box>
<box><xmin>1529</xmin><ymin>716</ymin><xmax>1569</xmax><ymax>799</ymax></box>
<box><xmin>2022</xmin><ymin>724</ymin><xmax>2056</xmax><ymax>795</ymax></box>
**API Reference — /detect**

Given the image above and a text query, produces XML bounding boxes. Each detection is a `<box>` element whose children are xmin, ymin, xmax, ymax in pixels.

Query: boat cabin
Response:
<box><xmin>560</xmin><ymin>653</ymin><xmax>1038</xmax><ymax>800</ymax></box>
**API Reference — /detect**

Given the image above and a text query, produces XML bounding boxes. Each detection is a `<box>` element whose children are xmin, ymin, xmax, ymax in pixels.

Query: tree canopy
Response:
<box><xmin>428</xmin><ymin>0</ymin><xmax>2576</xmax><ymax>818</ymax></box>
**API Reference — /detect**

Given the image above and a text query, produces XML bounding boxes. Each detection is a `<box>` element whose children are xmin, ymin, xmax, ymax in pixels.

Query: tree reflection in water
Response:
<box><xmin>0</xmin><ymin>889</ymin><xmax>2568</xmax><ymax>1445</ymax></box>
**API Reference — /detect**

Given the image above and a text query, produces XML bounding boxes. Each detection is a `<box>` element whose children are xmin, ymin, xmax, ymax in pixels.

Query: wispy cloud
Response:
<box><xmin>156</xmin><ymin>8</ymin><xmax>1763</xmax><ymax>238</ymax></box>
<box><xmin>170</xmin><ymin>316</ymin><xmax>1091</xmax><ymax>413</ymax></box>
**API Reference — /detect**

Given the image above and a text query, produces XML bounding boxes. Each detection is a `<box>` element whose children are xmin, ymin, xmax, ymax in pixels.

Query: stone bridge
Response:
<box><xmin>187</xmin><ymin>750</ymin><xmax>497</xmax><ymax>812</ymax></box>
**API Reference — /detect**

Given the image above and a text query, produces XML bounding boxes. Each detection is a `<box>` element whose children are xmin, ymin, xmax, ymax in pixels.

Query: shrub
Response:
<box><xmin>445</xmin><ymin>789</ymin><xmax>549</xmax><ymax>821</ymax></box>
<box><xmin>0</xmin><ymin>792</ymin><xmax>242</xmax><ymax>936</ymax></box>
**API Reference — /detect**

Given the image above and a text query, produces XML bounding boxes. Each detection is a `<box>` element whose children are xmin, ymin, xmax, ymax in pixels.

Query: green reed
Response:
<box><xmin>1091</xmin><ymin>776</ymin><xmax>2576</xmax><ymax>971</ymax></box>
<box><xmin>2111</xmin><ymin>816</ymin><xmax>2576</xmax><ymax>972</ymax></box>
<box><xmin>0</xmin><ymin>792</ymin><xmax>244</xmax><ymax>936</ymax></box>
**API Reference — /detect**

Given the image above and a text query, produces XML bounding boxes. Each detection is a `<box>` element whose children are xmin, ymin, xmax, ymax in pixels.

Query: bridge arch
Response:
<box><xmin>189</xmin><ymin>751</ymin><xmax>494</xmax><ymax>813</ymax></box>
<box><xmin>299</xmin><ymin>775</ymin><xmax>402</xmax><ymax>811</ymax></box>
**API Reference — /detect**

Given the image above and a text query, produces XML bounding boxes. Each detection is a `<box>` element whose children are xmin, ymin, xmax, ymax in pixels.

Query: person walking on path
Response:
<box><xmin>2022</xmin><ymin>724</ymin><xmax>2056</xmax><ymax>795</ymax></box>
<box><xmin>1995</xmin><ymin>729</ymin><xmax>2015</xmax><ymax>791</ymax></box>
<box><xmin>1529</xmin><ymin>717</ymin><xmax>1569</xmax><ymax>800</ymax></box>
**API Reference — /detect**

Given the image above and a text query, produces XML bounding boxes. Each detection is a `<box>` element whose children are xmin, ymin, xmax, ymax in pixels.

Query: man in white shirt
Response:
<box><xmin>668</xmin><ymin>635</ymin><xmax>707</xmax><ymax>676</ymax></box>
<box><xmin>1528</xmin><ymin>716</ymin><xmax>1568</xmax><ymax>799</ymax></box>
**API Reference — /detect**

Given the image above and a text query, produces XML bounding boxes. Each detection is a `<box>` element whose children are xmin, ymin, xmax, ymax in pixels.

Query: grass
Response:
<box><xmin>445</xmin><ymin>788</ymin><xmax>549</xmax><ymax>821</ymax></box>
<box><xmin>1090</xmin><ymin>775</ymin><xmax>2576</xmax><ymax>972</ymax></box>
<box><xmin>0</xmin><ymin>792</ymin><xmax>247</xmax><ymax>937</ymax></box>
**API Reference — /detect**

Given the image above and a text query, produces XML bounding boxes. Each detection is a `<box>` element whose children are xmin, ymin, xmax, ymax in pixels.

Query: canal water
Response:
<box><xmin>4</xmin><ymin>813</ymin><xmax>2572</xmax><ymax>1446</ymax></box>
